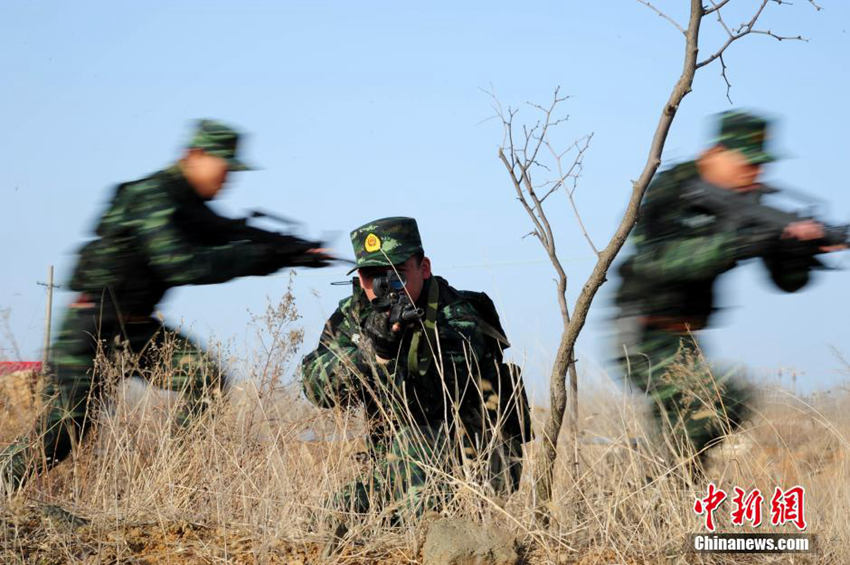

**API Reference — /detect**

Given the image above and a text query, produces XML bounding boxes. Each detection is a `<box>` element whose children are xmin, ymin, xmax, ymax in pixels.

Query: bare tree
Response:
<box><xmin>496</xmin><ymin>0</ymin><xmax>818</xmax><ymax>525</ymax></box>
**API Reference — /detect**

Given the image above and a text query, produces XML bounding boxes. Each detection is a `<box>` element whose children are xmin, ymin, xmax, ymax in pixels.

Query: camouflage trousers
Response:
<box><xmin>615</xmin><ymin>317</ymin><xmax>750</xmax><ymax>461</ymax></box>
<box><xmin>1</xmin><ymin>298</ymin><xmax>223</xmax><ymax>489</ymax></box>
<box><xmin>337</xmin><ymin>424</ymin><xmax>523</xmax><ymax>522</ymax></box>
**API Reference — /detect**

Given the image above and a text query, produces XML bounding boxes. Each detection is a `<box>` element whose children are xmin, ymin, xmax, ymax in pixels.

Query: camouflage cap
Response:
<box><xmin>187</xmin><ymin>119</ymin><xmax>253</xmax><ymax>171</ymax></box>
<box><xmin>714</xmin><ymin>110</ymin><xmax>776</xmax><ymax>165</ymax></box>
<box><xmin>348</xmin><ymin>217</ymin><xmax>423</xmax><ymax>274</ymax></box>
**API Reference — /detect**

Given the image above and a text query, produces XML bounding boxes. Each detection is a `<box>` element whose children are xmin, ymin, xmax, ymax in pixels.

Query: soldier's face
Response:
<box><xmin>181</xmin><ymin>149</ymin><xmax>230</xmax><ymax>200</ymax></box>
<box><xmin>699</xmin><ymin>146</ymin><xmax>763</xmax><ymax>191</ymax></box>
<box><xmin>359</xmin><ymin>255</ymin><xmax>432</xmax><ymax>303</ymax></box>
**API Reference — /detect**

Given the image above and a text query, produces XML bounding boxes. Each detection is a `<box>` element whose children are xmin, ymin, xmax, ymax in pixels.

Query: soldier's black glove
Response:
<box><xmin>247</xmin><ymin>243</ymin><xmax>289</xmax><ymax>276</ymax></box>
<box><xmin>251</xmin><ymin>242</ymin><xmax>332</xmax><ymax>275</ymax></box>
<box><xmin>362</xmin><ymin>309</ymin><xmax>401</xmax><ymax>359</ymax></box>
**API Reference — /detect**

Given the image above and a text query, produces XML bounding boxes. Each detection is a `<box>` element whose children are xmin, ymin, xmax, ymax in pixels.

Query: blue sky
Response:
<box><xmin>1</xmin><ymin>1</ymin><xmax>848</xmax><ymax>399</ymax></box>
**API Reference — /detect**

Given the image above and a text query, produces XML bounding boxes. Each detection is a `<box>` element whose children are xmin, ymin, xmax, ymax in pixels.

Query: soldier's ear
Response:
<box><xmin>421</xmin><ymin>256</ymin><xmax>432</xmax><ymax>279</ymax></box>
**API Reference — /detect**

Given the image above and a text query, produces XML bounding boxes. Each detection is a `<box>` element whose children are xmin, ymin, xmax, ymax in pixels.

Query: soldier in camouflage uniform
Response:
<box><xmin>615</xmin><ymin>110</ymin><xmax>836</xmax><ymax>472</ymax></box>
<box><xmin>1</xmin><ymin>119</ymin><xmax>331</xmax><ymax>491</ymax></box>
<box><xmin>301</xmin><ymin>217</ymin><xmax>530</xmax><ymax>520</ymax></box>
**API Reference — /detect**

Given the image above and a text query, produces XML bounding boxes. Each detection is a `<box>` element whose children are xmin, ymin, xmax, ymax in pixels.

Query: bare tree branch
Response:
<box><xmin>636</xmin><ymin>0</ymin><xmax>686</xmax><ymax>34</ymax></box>
<box><xmin>709</xmin><ymin>1</ymin><xmax>734</xmax><ymax>37</ymax></box>
<box><xmin>698</xmin><ymin>0</ymin><xmax>815</xmax><ymax>97</ymax></box>
<box><xmin>719</xmin><ymin>53</ymin><xmax>733</xmax><ymax>103</ymax></box>
<box><xmin>497</xmin><ymin>90</ymin><xmax>589</xmax><ymax>526</ymax></box>
<box><xmin>543</xmin><ymin>135</ymin><xmax>598</xmax><ymax>255</ymax></box>
<box><xmin>749</xmin><ymin>29</ymin><xmax>806</xmax><ymax>41</ymax></box>
<box><xmin>697</xmin><ymin>0</ymin><xmax>808</xmax><ymax>69</ymax></box>
<box><xmin>704</xmin><ymin>0</ymin><xmax>732</xmax><ymax>15</ymax></box>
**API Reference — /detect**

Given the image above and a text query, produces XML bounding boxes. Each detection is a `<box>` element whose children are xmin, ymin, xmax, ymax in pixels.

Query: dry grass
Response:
<box><xmin>1</xmin><ymin>298</ymin><xmax>847</xmax><ymax>563</ymax></box>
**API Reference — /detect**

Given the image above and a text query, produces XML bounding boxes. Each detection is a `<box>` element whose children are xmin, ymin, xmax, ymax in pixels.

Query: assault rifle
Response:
<box><xmin>227</xmin><ymin>209</ymin><xmax>353</xmax><ymax>267</ymax></box>
<box><xmin>680</xmin><ymin>180</ymin><xmax>850</xmax><ymax>259</ymax></box>
<box><xmin>370</xmin><ymin>272</ymin><xmax>423</xmax><ymax>326</ymax></box>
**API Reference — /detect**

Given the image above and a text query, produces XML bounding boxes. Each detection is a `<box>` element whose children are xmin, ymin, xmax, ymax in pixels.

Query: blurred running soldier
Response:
<box><xmin>615</xmin><ymin>110</ymin><xmax>843</xmax><ymax>474</ymax></box>
<box><xmin>1</xmin><ymin>119</ymin><xmax>332</xmax><ymax>491</ymax></box>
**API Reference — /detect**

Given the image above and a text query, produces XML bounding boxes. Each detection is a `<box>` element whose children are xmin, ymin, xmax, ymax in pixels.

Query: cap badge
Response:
<box><xmin>364</xmin><ymin>233</ymin><xmax>382</xmax><ymax>253</ymax></box>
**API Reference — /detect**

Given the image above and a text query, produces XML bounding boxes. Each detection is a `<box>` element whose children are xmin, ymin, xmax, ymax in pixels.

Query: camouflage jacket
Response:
<box><xmin>616</xmin><ymin>160</ymin><xmax>813</xmax><ymax>323</ymax></box>
<box><xmin>68</xmin><ymin>166</ymin><xmax>315</xmax><ymax>314</ymax></box>
<box><xmin>301</xmin><ymin>276</ymin><xmax>527</xmax><ymax>444</ymax></box>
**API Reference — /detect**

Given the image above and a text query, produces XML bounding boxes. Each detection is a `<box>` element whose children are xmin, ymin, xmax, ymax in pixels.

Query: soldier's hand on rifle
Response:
<box><xmin>284</xmin><ymin>246</ymin><xmax>337</xmax><ymax>268</ymax></box>
<box><xmin>304</xmin><ymin>248</ymin><xmax>335</xmax><ymax>266</ymax></box>
<box><xmin>782</xmin><ymin>220</ymin><xmax>824</xmax><ymax>242</ymax></box>
<box><xmin>781</xmin><ymin>220</ymin><xmax>847</xmax><ymax>253</ymax></box>
<box><xmin>305</xmin><ymin>248</ymin><xmax>360</xmax><ymax>267</ymax></box>
<box><xmin>363</xmin><ymin>309</ymin><xmax>402</xmax><ymax>362</ymax></box>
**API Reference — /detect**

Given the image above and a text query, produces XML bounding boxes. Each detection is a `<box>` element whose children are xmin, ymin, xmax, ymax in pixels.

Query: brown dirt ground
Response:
<box><xmin>1</xmin><ymin>503</ymin><xmax>420</xmax><ymax>564</ymax></box>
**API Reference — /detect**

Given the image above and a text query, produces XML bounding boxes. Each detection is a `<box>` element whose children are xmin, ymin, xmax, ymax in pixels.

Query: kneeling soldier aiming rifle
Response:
<box><xmin>301</xmin><ymin>217</ymin><xmax>531</xmax><ymax>527</ymax></box>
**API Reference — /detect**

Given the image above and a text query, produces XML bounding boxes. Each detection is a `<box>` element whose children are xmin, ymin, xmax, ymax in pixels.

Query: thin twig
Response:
<box><xmin>697</xmin><ymin>0</ymin><xmax>810</xmax><ymax>69</ymax></box>
<box><xmin>749</xmin><ymin>29</ymin><xmax>806</xmax><ymax>41</ymax></box>
<box><xmin>710</xmin><ymin>1</ymin><xmax>734</xmax><ymax>37</ymax></box>
<box><xmin>636</xmin><ymin>0</ymin><xmax>686</xmax><ymax>34</ymax></box>
<box><xmin>704</xmin><ymin>0</ymin><xmax>732</xmax><ymax>15</ymax></box>
<box><xmin>700</xmin><ymin>0</ymin><xmax>808</xmax><ymax>98</ymax></box>
<box><xmin>542</xmin><ymin>135</ymin><xmax>598</xmax><ymax>255</ymax></box>
<box><xmin>719</xmin><ymin>53</ymin><xmax>733</xmax><ymax>104</ymax></box>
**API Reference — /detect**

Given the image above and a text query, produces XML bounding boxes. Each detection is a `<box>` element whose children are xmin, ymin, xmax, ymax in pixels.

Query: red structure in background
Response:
<box><xmin>0</xmin><ymin>362</ymin><xmax>42</xmax><ymax>376</ymax></box>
